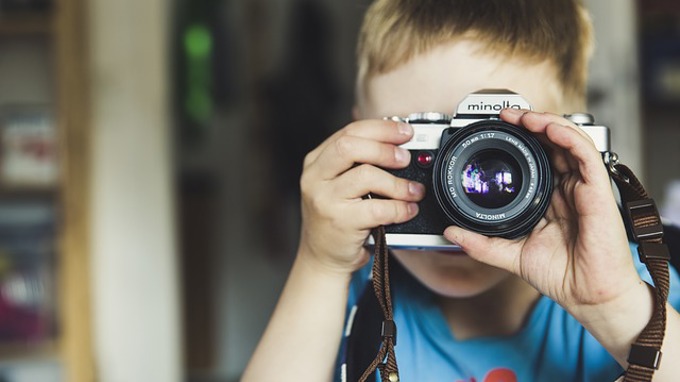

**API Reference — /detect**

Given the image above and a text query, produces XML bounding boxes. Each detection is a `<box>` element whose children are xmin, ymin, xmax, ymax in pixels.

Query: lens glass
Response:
<box><xmin>461</xmin><ymin>149</ymin><xmax>522</xmax><ymax>209</ymax></box>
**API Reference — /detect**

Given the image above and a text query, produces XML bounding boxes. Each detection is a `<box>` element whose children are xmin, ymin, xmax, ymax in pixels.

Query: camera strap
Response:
<box><xmin>607</xmin><ymin>155</ymin><xmax>671</xmax><ymax>382</ymax></box>
<box><xmin>360</xmin><ymin>153</ymin><xmax>671</xmax><ymax>382</ymax></box>
<box><xmin>358</xmin><ymin>225</ymin><xmax>399</xmax><ymax>382</ymax></box>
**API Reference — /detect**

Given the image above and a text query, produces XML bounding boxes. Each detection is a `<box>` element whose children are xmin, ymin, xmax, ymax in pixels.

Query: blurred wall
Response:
<box><xmin>586</xmin><ymin>0</ymin><xmax>642</xmax><ymax>178</ymax></box>
<box><xmin>637</xmin><ymin>1</ymin><xmax>680</xmax><ymax>216</ymax></box>
<box><xmin>173</xmin><ymin>1</ymin><xmax>367</xmax><ymax>380</ymax></box>
<box><xmin>212</xmin><ymin>1</ymin><xmax>366</xmax><ymax>380</ymax></box>
<box><xmin>89</xmin><ymin>0</ymin><xmax>182</xmax><ymax>381</ymax></box>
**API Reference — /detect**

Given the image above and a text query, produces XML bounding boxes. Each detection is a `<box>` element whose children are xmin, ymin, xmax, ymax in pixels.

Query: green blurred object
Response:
<box><xmin>183</xmin><ymin>23</ymin><xmax>213</xmax><ymax>127</ymax></box>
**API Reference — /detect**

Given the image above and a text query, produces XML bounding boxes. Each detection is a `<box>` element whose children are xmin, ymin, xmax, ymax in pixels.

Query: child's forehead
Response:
<box><xmin>358</xmin><ymin>40</ymin><xmax>565</xmax><ymax>119</ymax></box>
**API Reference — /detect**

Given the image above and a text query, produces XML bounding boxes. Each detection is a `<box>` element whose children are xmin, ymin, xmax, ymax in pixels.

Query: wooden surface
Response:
<box><xmin>54</xmin><ymin>0</ymin><xmax>95</xmax><ymax>380</ymax></box>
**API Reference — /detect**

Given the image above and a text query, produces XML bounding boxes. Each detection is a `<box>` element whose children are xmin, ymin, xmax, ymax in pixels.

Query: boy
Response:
<box><xmin>242</xmin><ymin>0</ymin><xmax>680</xmax><ymax>381</ymax></box>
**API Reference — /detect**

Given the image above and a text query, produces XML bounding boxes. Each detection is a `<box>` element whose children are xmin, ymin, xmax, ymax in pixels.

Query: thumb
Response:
<box><xmin>443</xmin><ymin>226</ymin><xmax>517</xmax><ymax>272</ymax></box>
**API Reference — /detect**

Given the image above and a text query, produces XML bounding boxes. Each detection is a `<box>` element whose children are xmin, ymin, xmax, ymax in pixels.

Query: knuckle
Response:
<box><xmin>302</xmin><ymin>150</ymin><xmax>315</xmax><ymax>168</ymax></box>
<box><xmin>368</xmin><ymin>201</ymin><xmax>401</xmax><ymax>223</ymax></box>
<box><xmin>307</xmin><ymin>192</ymin><xmax>328</xmax><ymax>215</ymax></box>
<box><xmin>343</xmin><ymin>120</ymin><xmax>363</xmax><ymax>136</ymax></box>
<box><xmin>299</xmin><ymin>173</ymin><xmax>312</xmax><ymax>195</ymax></box>
<box><xmin>300</xmin><ymin>173</ymin><xmax>324</xmax><ymax>203</ymax></box>
<box><xmin>334</xmin><ymin>135</ymin><xmax>356</xmax><ymax>159</ymax></box>
<box><xmin>354</xmin><ymin>163</ymin><xmax>374</xmax><ymax>182</ymax></box>
<box><xmin>368</xmin><ymin>202</ymin><xmax>389</xmax><ymax>222</ymax></box>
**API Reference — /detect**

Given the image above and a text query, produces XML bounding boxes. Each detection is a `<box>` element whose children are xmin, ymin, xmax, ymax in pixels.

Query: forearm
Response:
<box><xmin>241</xmin><ymin>249</ymin><xmax>352</xmax><ymax>382</ymax></box>
<box><xmin>573</xmin><ymin>281</ymin><xmax>680</xmax><ymax>380</ymax></box>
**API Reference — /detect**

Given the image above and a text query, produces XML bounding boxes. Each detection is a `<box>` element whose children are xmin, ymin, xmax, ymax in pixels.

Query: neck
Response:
<box><xmin>437</xmin><ymin>275</ymin><xmax>540</xmax><ymax>340</ymax></box>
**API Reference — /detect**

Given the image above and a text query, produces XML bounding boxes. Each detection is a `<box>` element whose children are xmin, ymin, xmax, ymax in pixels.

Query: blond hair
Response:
<box><xmin>356</xmin><ymin>0</ymin><xmax>593</xmax><ymax>107</ymax></box>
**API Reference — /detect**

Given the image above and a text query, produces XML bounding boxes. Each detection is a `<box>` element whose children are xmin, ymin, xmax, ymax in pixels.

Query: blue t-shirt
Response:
<box><xmin>337</xmin><ymin>243</ymin><xmax>680</xmax><ymax>382</ymax></box>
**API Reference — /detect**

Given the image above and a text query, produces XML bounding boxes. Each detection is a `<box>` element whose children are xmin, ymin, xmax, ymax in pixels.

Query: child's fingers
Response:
<box><xmin>307</xmin><ymin>135</ymin><xmax>412</xmax><ymax>181</ymax></box>
<box><xmin>501</xmin><ymin>109</ymin><xmax>607</xmax><ymax>181</ymax></box>
<box><xmin>350</xmin><ymin>199</ymin><xmax>420</xmax><ymax>229</ymax></box>
<box><xmin>303</xmin><ymin>119</ymin><xmax>413</xmax><ymax>168</ymax></box>
<box><xmin>543</xmin><ymin>122</ymin><xmax>611</xmax><ymax>188</ymax></box>
<box><xmin>500</xmin><ymin>109</ymin><xmax>592</xmax><ymax>142</ymax></box>
<box><xmin>443</xmin><ymin>226</ymin><xmax>518</xmax><ymax>272</ymax></box>
<box><xmin>333</xmin><ymin>164</ymin><xmax>425</xmax><ymax>202</ymax></box>
<box><xmin>547</xmin><ymin>145</ymin><xmax>579</xmax><ymax>175</ymax></box>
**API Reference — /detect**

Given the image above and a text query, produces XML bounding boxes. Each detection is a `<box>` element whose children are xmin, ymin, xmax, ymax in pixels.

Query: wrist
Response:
<box><xmin>296</xmin><ymin>241</ymin><xmax>365</xmax><ymax>281</ymax></box>
<box><xmin>570</xmin><ymin>279</ymin><xmax>655</xmax><ymax>364</ymax></box>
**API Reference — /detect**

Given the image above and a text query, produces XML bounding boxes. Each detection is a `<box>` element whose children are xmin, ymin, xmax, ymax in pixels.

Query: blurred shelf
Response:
<box><xmin>0</xmin><ymin>13</ymin><xmax>53</xmax><ymax>37</ymax></box>
<box><xmin>0</xmin><ymin>189</ymin><xmax>59</xmax><ymax>204</ymax></box>
<box><xmin>0</xmin><ymin>0</ymin><xmax>92</xmax><ymax>380</ymax></box>
<box><xmin>0</xmin><ymin>186</ymin><xmax>57</xmax><ymax>200</ymax></box>
<box><xmin>0</xmin><ymin>340</ymin><xmax>57</xmax><ymax>362</ymax></box>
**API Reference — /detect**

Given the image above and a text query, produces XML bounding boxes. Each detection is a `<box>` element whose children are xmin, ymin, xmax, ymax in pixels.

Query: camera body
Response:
<box><xmin>382</xmin><ymin>89</ymin><xmax>610</xmax><ymax>250</ymax></box>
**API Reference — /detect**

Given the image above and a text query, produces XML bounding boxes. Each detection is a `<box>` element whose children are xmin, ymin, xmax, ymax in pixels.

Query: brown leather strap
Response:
<box><xmin>359</xmin><ymin>226</ymin><xmax>399</xmax><ymax>382</ymax></box>
<box><xmin>609</xmin><ymin>163</ymin><xmax>670</xmax><ymax>382</ymax></box>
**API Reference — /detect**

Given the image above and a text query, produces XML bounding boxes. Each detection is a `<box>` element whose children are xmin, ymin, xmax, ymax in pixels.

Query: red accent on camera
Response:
<box><xmin>416</xmin><ymin>152</ymin><xmax>433</xmax><ymax>166</ymax></box>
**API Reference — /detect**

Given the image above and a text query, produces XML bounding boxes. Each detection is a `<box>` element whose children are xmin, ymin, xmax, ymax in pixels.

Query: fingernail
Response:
<box><xmin>395</xmin><ymin>147</ymin><xmax>410</xmax><ymax>163</ymax></box>
<box><xmin>502</xmin><ymin>108</ymin><xmax>529</xmax><ymax>116</ymax></box>
<box><xmin>444</xmin><ymin>227</ymin><xmax>462</xmax><ymax>246</ymax></box>
<box><xmin>407</xmin><ymin>202</ymin><xmax>419</xmax><ymax>216</ymax></box>
<box><xmin>409</xmin><ymin>182</ymin><xmax>425</xmax><ymax>196</ymax></box>
<box><xmin>397</xmin><ymin>122</ymin><xmax>413</xmax><ymax>135</ymax></box>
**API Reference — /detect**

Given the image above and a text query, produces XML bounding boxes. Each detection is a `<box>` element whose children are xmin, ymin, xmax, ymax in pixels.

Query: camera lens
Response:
<box><xmin>433</xmin><ymin>120</ymin><xmax>552</xmax><ymax>239</ymax></box>
<box><xmin>461</xmin><ymin>149</ymin><xmax>522</xmax><ymax>209</ymax></box>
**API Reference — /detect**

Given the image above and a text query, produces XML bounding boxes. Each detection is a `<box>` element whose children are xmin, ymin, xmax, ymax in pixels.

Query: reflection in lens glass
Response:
<box><xmin>462</xmin><ymin>165</ymin><xmax>515</xmax><ymax>194</ymax></box>
<box><xmin>461</xmin><ymin>150</ymin><xmax>522</xmax><ymax>209</ymax></box>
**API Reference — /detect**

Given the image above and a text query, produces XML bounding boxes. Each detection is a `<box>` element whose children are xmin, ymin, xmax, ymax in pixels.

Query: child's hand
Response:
<box><xmin>444</xmin><ymin>109</ymin><xmax>644</xmax><ymax>316</ymax></box>
<box><xmin>298</xmin><ymin>119</ymin><xmax>425</xmax><ymax>276</ymax></box>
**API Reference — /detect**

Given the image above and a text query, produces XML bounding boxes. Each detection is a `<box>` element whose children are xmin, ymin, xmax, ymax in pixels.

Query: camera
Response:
<box><xmin>381</xmin><ymin>89</ymin><xmax>610</xmax><ymax>250</ymax></box>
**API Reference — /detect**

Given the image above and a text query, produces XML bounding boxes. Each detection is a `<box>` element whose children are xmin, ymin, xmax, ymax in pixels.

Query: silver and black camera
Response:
<box><xmin>382</xmin><ymin>89</ymin><xmax>610</xmax><ymax>250</ymax></box>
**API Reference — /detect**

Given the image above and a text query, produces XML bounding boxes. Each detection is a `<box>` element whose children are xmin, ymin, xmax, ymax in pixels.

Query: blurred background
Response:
<box><xmin>0</xmin><ymin>0</ymin><xmax>678</xmax><ymax>381</ymax></box>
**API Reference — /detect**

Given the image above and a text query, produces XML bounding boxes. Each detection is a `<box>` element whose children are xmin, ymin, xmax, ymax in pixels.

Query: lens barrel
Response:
<box><xmin>432</xmin><ymin>120</ymin><xmax>553</xmax><ymax>238</ymax></box>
